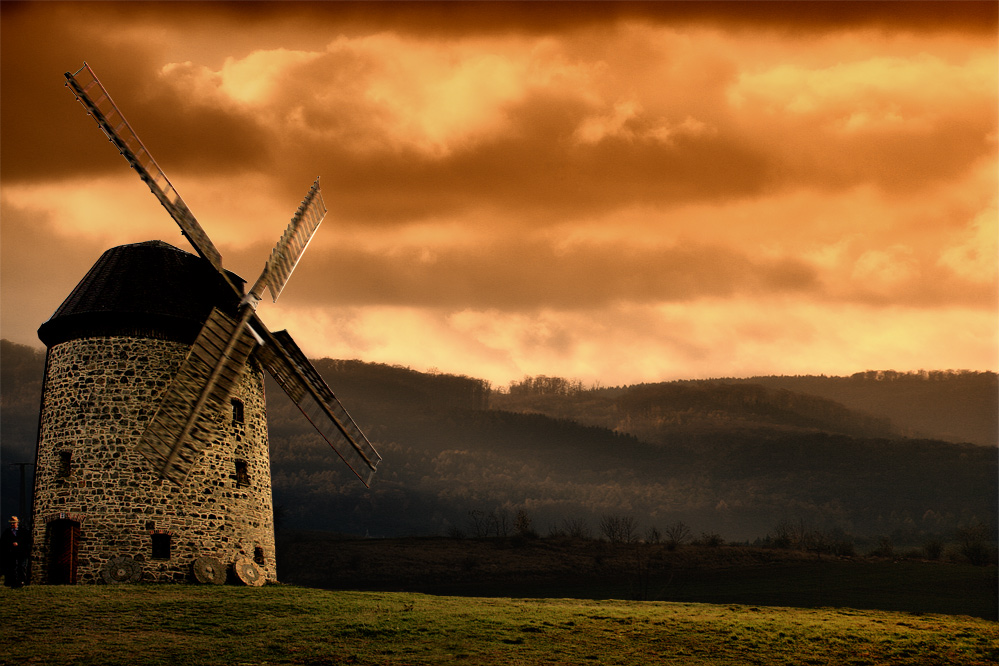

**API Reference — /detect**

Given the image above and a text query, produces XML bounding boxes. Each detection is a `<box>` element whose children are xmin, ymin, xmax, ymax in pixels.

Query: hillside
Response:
<box><xmin>261</xmin><ymin>359</ymin><xmax>995</xmax><ymax>541</ymax></box>
<box><xmin>728</xmin><ymin>372</ymin><xmax>998</xmax><ymax>446</ymax></box>
<box><xmin>492</xmin><ymin>371</ymin><xmax>997</xmax><ymax>447</ymax></box>
<box><xmin>2</xmin><ymin>339</ymin><xmax>995</xmax><ymax>545</ymax></box>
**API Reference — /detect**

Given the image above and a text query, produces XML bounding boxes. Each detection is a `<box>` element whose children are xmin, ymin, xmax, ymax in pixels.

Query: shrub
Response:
<box><xmin>956</xmin><ymin>522</ymin><xmax>997</xmax><ymax>566</ymax></box>
<box><xmin>515</xmin><ymin>510</ymin><xmax>538</xmax><ymax>539</ymax></box>
<box><xmin>869</xmin><ymin>537</ymin><xmax>894</xmax><ymax>559</ymax></box>
<box><xmin>694</xmin><ymin>532</ymin><xmax>724</xmax><ymax>548</ymax></box>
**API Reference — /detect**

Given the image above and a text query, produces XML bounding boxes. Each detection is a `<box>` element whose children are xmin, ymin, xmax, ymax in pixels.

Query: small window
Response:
<box><xmin>231</xmin><ymin>398</ymin><xmax>244</xmax><ymax>425</ymax></box>
<box><xmin>254</xmin><ymin>546</ymin><xmax>266</xmax><ymax>566</ymax></box>
<box><xmin>58</xmin><ymin>451</ymin><xmax>73</xmax><ymax>478</ymax></box>
<box><xmin>151</xmin><ymin>532</ymin><xmax>171</xmax><ymax>560</ymax></box>
<box><xmin>235</xmin><ymin>459</ymin><xmax>250</xmax><ymax>488</ymax></box>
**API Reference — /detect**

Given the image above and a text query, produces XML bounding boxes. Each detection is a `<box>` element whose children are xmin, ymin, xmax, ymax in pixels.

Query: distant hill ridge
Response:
<box><xmin>6</xmin><ymin>339</ymin><xmax>992</xmax><ymax>445</ymax></box>
<box><xmin>726</xmin><ymin>372</ymin><xmax>997</xmax><ymax>447</ymax></box>
<box><xmin>494</xmin><ymin>370</ymin><xmax>996</xmax><ymax>447</ymax></box>
<box><xmin>493</xmin><ymin>379</ymin><xmax>894</xmax><ymax>444</ymax></box>
<box><xmin>2</xmin><ymin>339</ymin><xmax>995</xmax><ymax>542</ymax></box>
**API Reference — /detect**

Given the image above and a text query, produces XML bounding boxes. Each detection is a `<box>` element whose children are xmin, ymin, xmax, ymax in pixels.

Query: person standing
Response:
<box><xmin>1</xmin><ymin>516</ymin><xmax>30</xmax><ymax>588</ymax></box>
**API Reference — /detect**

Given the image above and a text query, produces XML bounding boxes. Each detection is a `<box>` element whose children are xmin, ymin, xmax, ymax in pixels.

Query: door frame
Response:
<box><xmin>45</xmin><ymin>514</ymin><xmax>83</xmax><ymax>584</ymax></box>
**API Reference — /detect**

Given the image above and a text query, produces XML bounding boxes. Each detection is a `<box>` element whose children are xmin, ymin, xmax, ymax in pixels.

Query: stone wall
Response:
<box><xmin>30</xmin><ymin>335</ymin><xmax>276</xmax><ymax>584</ymax></box>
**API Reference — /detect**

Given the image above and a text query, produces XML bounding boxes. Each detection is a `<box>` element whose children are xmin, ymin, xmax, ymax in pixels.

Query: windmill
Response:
<box><xmin>28</xmin><ymin>63</ymin><xmax>381</xmax><ymax>585</ymax></box>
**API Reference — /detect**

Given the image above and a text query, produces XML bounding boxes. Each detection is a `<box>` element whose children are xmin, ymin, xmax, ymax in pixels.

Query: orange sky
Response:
<box><xmin>2</xmin><ymin>1</ymin><xmax>996</xmax><ymax>388</ymax></box>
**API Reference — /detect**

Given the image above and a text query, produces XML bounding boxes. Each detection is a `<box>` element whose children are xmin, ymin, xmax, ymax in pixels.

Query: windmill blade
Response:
<box><xmin>261</xmin><ymin>178</ymin><xmax>327</xmax><ymax>302</ymax></box>
<box><xmin>64</xmin><ymin>62</ymin><xmax>227</xmax><ymax>279</ymax></box>
<box><xmin>138</xmin><ymin>307</ymin><xmax>258</xmax><ymax>484</ymax></box>
<box><xmin>251</xmin><ymin>318</ymin><xmax>381</xmax><ymax>486</ymax></box>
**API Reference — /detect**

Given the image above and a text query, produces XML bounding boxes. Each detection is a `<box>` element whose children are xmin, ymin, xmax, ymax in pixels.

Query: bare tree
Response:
<box><xmin>600</xmin><ymin>515</ymin><xmax>620</xmax><ymax>542</ymax></box>
<box><xmin>663</xmin><ymin>521</ymin><xmax>691</xmax><ymax>550</ymax></box>
<box><xmin>467</xmin><ymin>509</ymin><xmax>489</xmax><ymax>538</ymax></box>
<box><xmin>561</xmin><ymin>517</ymin><xmax>592</xmax><ymax>539</ymax></box>
<box><xmin>600</xmin><ymin>514</ymin><xmax>638</xmax><ymax>544</ymax></box>
<box><xmin>489</xmin><ymin>507</ymin><xmax>512</xmax><ymax>537</ymax></box>
<box><xmin>620</xmin><ymin>515</ymin><xmax>638</xmax><ymax>543</ymax></box>
<box><xmin>767</xmin><ymin>518</ymin><xmax>805</xmax><ymax>549</ymax></box>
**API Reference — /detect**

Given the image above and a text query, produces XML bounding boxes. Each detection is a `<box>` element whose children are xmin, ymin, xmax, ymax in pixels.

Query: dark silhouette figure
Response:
<box><xmin>1</xmin><ymin>516</ymin><xmax>30</xmax><ymax>588</ymax></box>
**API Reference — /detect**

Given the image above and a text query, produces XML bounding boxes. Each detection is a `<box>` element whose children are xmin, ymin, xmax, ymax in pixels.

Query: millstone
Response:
<box><xmin>101</xmin><ymin>556</ymin><xmax>143</xmax><ymax>584</ymax></box>
<box><xmin>191</xmin><ymin>555</ymin><xmax>226</xmax><ymax>585</ymax></box>
<box><xmin>232</xmin><ymin>556</ymin><xmax>265</xmax><ymax>587</ymax></box>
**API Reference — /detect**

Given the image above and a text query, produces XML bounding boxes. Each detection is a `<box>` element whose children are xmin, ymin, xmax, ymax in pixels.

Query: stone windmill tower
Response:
<box><xmin>29</xmin><ymin>63</ymin><xmax>381</xmax><ymax>585</ymax></box>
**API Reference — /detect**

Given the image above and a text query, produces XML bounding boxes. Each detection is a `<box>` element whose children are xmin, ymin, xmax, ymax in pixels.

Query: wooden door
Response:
<box><xmin>48</xmin><ymin>520</ymin><xmax>80</xmax><ymax>584</ymax></box>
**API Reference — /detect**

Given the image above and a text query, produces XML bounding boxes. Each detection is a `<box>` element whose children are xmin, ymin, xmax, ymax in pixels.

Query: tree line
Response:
<box><xmin>446</xmin><ymin>506</ymin><xmax>998</xmax><ymax>566</ymax></box>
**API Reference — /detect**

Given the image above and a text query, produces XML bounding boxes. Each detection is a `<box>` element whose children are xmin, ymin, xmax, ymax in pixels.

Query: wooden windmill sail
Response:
<box><xmin>64</xmin><ymin>62</ymin><xmax>381</xmax><ymax>488</ymax></box>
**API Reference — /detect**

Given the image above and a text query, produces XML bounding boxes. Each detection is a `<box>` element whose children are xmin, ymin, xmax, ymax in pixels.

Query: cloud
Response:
<box><xmin>2</xmin><ymin>1</ymin><xmax>995</xmax><ymax>384</ymax></box>
<box><xmin>938</xmin><ymin>204</ymin><xmax>999</xmax><ymax>283</ymax></box>
<box><xmin>726</xmin><ymin>48</ymin><xmax>997</xmax><ymax>193</ymax></box>
<box><xmin>125</xmin><ymin>2</ymin><xmax>998</xmax><ymax>38</ymax></box>
<box><xmin>6</xmin><ymin>6</ymin><xmax>994</xmax><ymax>219</ymax></box>
<box><xmin>271</xmin><ymin>299</ymin><xmax>999</xmax><ymax>387</ymax></box>
<box><xmin>0</xmin><ymin>198</ymin><xmax>110</xmax><ymax>345</ymax></box>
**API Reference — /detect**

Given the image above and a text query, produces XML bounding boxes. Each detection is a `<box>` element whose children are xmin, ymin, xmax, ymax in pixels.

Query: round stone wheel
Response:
<box><xmin>101</xmin><ymin>556</ymin><xmax>143</xmax><ymax>584</ymax></box>
<box><xmin>191</xmin><ymin>555</ymin><xmax>226</xmax><ymax>585</ymax></box>
<box><xmin>232</xmin><ymin>557</ymin><xmax>265</xmax><ymax>587</ymax></box>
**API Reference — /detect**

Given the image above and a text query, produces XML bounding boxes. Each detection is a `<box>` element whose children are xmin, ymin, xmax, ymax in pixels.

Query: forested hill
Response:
<box><xmin>261</xmin><ymin>361</ymin><xmax>995</xmax><ymax>541</ymax></box>
<box><xmin>1</xmin><ymin>339</ymin><xmax>995</xmax><ymax>543</ymax></box>
<box><xmin>725</xmin><ymin>372</ymin><xmax>997</xmax><ymax>447</ymax></box>
<box><xmin>493</xmin><ymin>371</ymin><xmax>997</xmax><ymax>447</ymax></box>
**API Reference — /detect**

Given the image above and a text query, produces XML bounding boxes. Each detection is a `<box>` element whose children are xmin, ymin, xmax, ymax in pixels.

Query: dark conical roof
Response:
<box><xmin>38</xmin><ymin>240</ymin><xmax>246</xmax><ymax>348</ymax></box>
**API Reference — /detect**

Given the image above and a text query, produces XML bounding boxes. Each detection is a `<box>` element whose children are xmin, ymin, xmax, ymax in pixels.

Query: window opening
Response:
<box><xmin>254</xmin><ymin>546</ymin><xmax>266</xmax><ymax>566</ymax></box>
<box><xmin>231</xmin><ymin>398</ymin><xmax>244</xmax><ymax>425</ymax></box>
<box><xmin>151</xmin><ymin>532</ymin><xmax>171</xmax><ymax>560</ymax></box>
<box><xmin>58</xmin><ymin>451</ymin><xmax>72</xmax><ymax>478</ymax></box>
<box><xmin>235</xmin><ymin>459</ymin><xmax>250</xmax><ymax>488</ymax></box>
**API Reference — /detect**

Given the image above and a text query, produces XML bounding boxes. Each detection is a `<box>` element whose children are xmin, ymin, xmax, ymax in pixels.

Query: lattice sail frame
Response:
<box><xmin>263</xmin><ymin>179</ymin><xmax>327</xmax><ymax>302</ymax></box>
<box><xmin>65</xmin><ymin>63</ymin><xmax>225</xmax><ymax>278</ymax></box>
<box><xmin>66</xmin><ymin>62</ymin><xmax>381</xmax><ymax>487</ymax></box>
<box><xmin>253</xmin><ymin>323</ymin><xmax>381</xmax><ymax>486</ymax></box>
<box><xmin>137</xmin><ymin>308</ymin><xmax>258</xmax><ymax>485</ymax></box>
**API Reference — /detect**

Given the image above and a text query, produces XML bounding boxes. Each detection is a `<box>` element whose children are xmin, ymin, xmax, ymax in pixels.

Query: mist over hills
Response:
<box><xmin>2</xmin><ymin>339</ymin><xmax>995</xmax><ymax>545</ymax></box>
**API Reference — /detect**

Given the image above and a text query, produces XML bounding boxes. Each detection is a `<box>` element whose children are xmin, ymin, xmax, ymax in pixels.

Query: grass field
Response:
<box><xmin>1</xmin><ymin>585</ymin><xmax>996</xmax><ymax>665</ymax></box>
<box><xmin>278</xmin><ymin>535</ymin><xmax>999</xmax><ymax>620</ymax></box>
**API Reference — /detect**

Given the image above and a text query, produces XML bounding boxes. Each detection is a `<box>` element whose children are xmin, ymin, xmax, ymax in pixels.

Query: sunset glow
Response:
<box><xmin>2</xmin><ymin>1</ymin><xmax>995</xmax><ymax>388</ymax></box>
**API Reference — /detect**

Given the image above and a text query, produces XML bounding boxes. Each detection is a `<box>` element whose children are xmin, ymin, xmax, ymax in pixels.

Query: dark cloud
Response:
<box><xmin>4</xmin><ymin>1</ymin><xmax>994</xmax><ymax>221</ymax></box>
<box><xmin>0</xmin><ymin>4</ymin><xmax>161</xmax><ymax>182</ymax></box>
<box><xmin>132</xmin><ymin>67</ymin><xmax>273</xmax><ymax>175</ymax></box>
<box><xmin>0</xmin><ymin>11</ymin><xmax>270</xmax><ymax>184</ymax></box>
<box><xmin>280</xmin><ymin>237</ymin><xmax>819</xmax><ymax>310</ymax></box>
<box><xmin>121</xmin><ymin>1</ymin><xmax>997</xmax><ymax>37</ymax></box>
<box><xmin>286</xmin><ymin>93</ymin><xmax>772</xmax><ymax>225</ymax></box>
<box><xmin>260</xmin><ymin>229</ymin><xmax>998</xmax><ymax>313</ymax></box>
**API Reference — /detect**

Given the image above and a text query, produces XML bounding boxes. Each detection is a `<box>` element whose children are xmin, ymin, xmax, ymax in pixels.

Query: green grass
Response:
<box><xmin>1</xmin><ymin>585</ymin><xmax>996</xmax><ymax>665</ymax></box>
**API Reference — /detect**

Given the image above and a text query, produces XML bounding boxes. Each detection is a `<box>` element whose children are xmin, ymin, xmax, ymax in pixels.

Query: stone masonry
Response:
<box><xmin>30</xmin><ymin>335</ymin><xmax>276</xmax><ymax>584</ymax></box>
